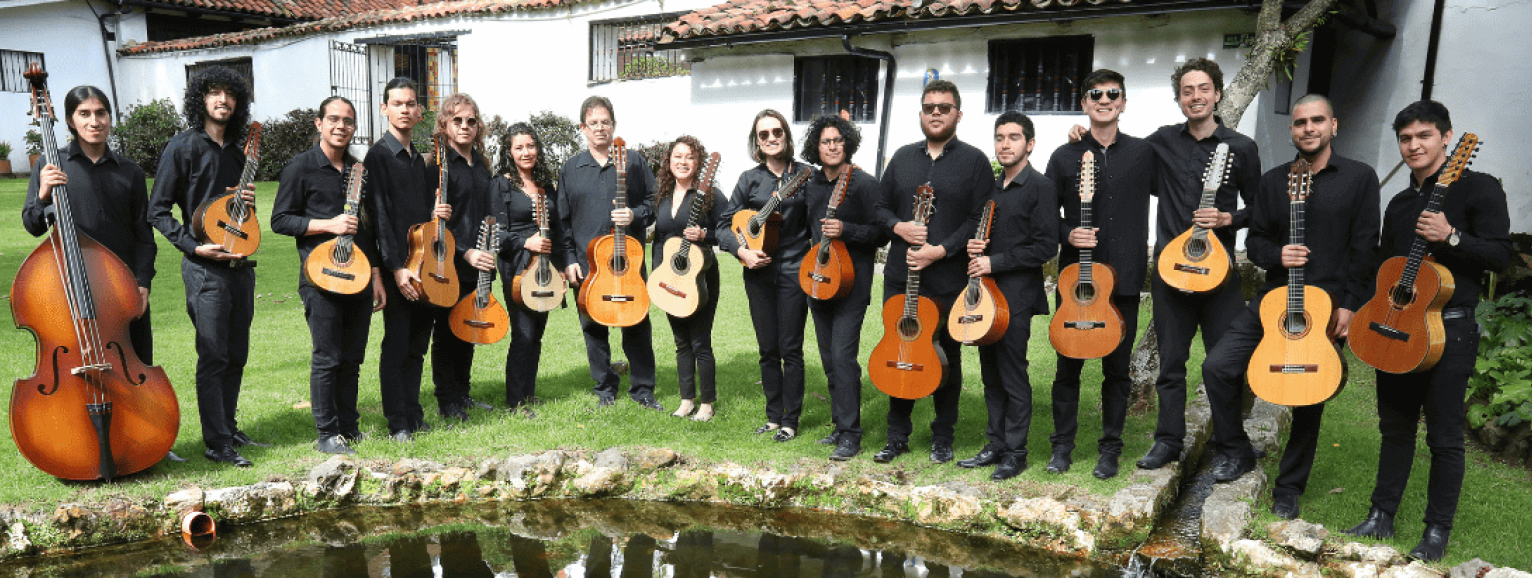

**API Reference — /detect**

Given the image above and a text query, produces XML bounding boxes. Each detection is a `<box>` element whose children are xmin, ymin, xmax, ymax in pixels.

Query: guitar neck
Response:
<box><xmin>1079</xmin><ymin>199</ymin><xmax>1094</xmax><ymax>283</ymax></box>
<box><xmin>1398</xmin><ymin>181</ymin><xmax>1452</xmax><ymax>289</ymax></box>
<box><xmin>678</xmin><ymin>190</ymin><xmax>705</xmax><ymax>254</ymax></box>
<box><xmin>1287</xmin><ymin>195</ymin><xmax>1306</xmax><ymax>315</ymax></box>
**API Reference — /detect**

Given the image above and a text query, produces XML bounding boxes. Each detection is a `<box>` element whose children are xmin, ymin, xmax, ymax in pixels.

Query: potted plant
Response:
<box><xmin>0</xmin><ymin>140</ymin><xmax>13</xmax><ymax>175</ymax></box>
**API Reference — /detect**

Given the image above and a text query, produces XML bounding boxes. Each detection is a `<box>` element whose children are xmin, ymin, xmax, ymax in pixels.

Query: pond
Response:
<box><xmin>0</xmin><ymin>499</ymin><xmax>1124</xmax><ymax>577</ymax></box>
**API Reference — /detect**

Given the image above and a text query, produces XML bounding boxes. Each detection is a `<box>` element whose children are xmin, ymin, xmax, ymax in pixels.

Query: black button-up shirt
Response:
<box><xmin>270</xmin><ymin>145</ymin><xmax>379</xmax><ymax>289</ymax></box>
<box><xmin>987</xmin><ymin>163</ymin><xmax>1061</xmax><ymax>316</ymax></box>
<box><xmin>1145</xmin><ymin>119</ymin><xmax>1261</xmax><ymax>255</ymax></box>
<box><xmin>1045</xmin><ymin>132</ymin><xmax>1155</xmax><ymax>297</ymax></box>
<box><xmin>556</xmin><ymin>148</ymin><xmax>656</xmax><ymax>268</ymax></box>
<box><xmin>149</xmin><ymin>127</ymin><xmax>246</xmax><ymax>258</ymax></box>
<box><xmin>494</xmin><ymin>177</ymin><xmax>569</xmax><ymax>280</ymax></box>
<box><xmin>653</xmin><ymin>187</ymin><xmax>733</xmax><ymax>264</ymax></box>
<box><xmin>804</xmin><ymin>166</ymin><xmax>887</xmax><ymax>258</ymax></box>
<box><xmin>1247</xmin><ymin>154</ymin><xmax>1380</xmax><ymax>311</ymax></box>
<box><xmin>427</xmin><ymin>146</ymin><xmax>495</xmax><ymax>258</ymax></box>
<box><xmin>23</xmin><ymin>141</ymin><xmax>157</xmax><ymax>289</ymax></box>
<box><xmin>875</xmin><ymin>137</ymin><xmax>996</xmax><ymax>296</ymax></box>
<box><xmin>364</xmin><ymin>131</ymin><xmax>431</xmax><ymax>272</ymax></box>
<box><xmin>724</xmin><ymin>162</ymin><xmax>813</xmax><ymax>261</ymax></box>
<box><xmin>1376</xmin><ymin>168</ymin><xmax>1513</xmax><ymax>308</ymax></box>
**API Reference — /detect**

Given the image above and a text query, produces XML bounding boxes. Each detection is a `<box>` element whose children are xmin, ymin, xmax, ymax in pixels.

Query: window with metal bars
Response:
<box><xmin>589</xmin><ymin>13</ymin><xmax>691</xmax><ymax>83</ymax></box>
<box><xmin>394</xmin><ymin>44</ymin><xmax>458</xmax><ymax>111</ymax></box>
<box><xmin>1</xmin><ymin>50</ymin><xmax>46</xmax><ymax>93</ymax></box>
<box><xmin>985</xmin><ymin>36</ymin><xmax>1094</xmax><ymax>114</ymax></box>
<box><xmin>793</xmin><ymin>55</ymin><xmax>881</xmax><ymax>123</ymax></box>
<box><xmin>185</xmin><ymin>57</ymin><xmax>255</xmax><ymax>102</ymax></box>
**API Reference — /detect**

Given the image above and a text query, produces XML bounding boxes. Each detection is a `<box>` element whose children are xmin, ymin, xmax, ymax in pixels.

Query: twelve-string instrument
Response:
<box><xmin>1050</xmin><ymin>151</ymin><xmax>1126</xmax><ymax>359</ymax></box>
<box><xmin>1157</xmin><ymin>143</ymin><xmax>1234</xmax><ymax>293</ymax></box>
<box><xmin>732</xmin><ymin>168</ymin><xmax>811</xmax><ymax>256</ymax></box>
<box><xmin>405</xmin><ymin>135</ymin><xmax>460</xmax><ymax>307</ymax></box>
<box><xmin>869</xmin><ymin>185</ymin><xmax>946</xmax><ymax>400</ymax></box>
<box><xmin>304</xmin><ymin>163</ymin><xmax>372</xmax><ymax>294</ymax></box>
<box><xmin>798</xmin><ymin>165</ymin><xmax>857</xmax><ymax>300</ymax></box>
<box><xmin>450</xmin><ymin>217</ymin><xmax>510</xmax><ymax>344</ymax></box>
<box><xmin>649</xmin><ymin>152</ymin><xmax>721</xmax><ymax>318</ymax></box>
<box><xmin>579</xmin><ymin>137</ymin><xmax>650</xmax><ymax>327</ymax></box>
<box><xmin>948</xmin><ymin>200</ymin><xmax>1009</xmax><ymax>346</ymax></box>
<box><xmin>191</xmin><ymin>121</ymin><xmax>262</xmax><ymax>257</ymax></box>
<box><xmin>511</xmin><ymin>183</ymin><xmax>568</xmax><ymax>312</ymax></box>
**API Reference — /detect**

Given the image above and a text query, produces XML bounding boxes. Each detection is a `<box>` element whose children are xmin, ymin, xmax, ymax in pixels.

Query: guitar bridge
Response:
<box><xmin>531</xmin><ymin>291</ymin><xmax>555</xmax><ymax>298</ymax></box>
<box><xmin>216</xmin><ymin>221</ymin><xmax>249</xmax><ymax>239</ymax></box>
<box><xmin>808</xmin><ymin>273</ymin><xmax>829</xmax><ymax>283</ymax></box>
<box><xmin>71</xmin><ymin>363</ymin><xmax>113</xmax><ymax>375</ymax></box>
<box><xmin>463</xmin><ymin>320</ymin><xmax>496</xmax><ymax>328</ymax></box>
<box><xmin>602</xmin><ymin>295</ymin><xmax>634</xmax><ymax>302</ymax></box>
<box><xmin>321</xmin><ymin>268</ymin><xmax>355</xmax><ymax>280</ymax></box>
<box><xmin>1368</xmin><ymin>322</ymin><xmax>1410</xmax><ymax>342</ymax></box>
<box><xmin>1269</xmin><ymin>364</ymin><xmax>1319</xmax><ymax>374</ymax></box>
<box><xmin>1173</xmin><ymin>263</ymin><xmax>1209</xmax><ymax>275</ymax></box>
<box><xmin>1064</xmin><ymin>321</ymin><xmax>1107</xmax><ymax>329</ymax></box>
<box><xmin>885</xmin><ymin>361</ymin><xmax>925</xmax><ymax>371</ymax></box>
<box><xmin>429</xmin><ymin>273</ymin><xmax>449</xmax><ymax>283</ymax></box>
<box><xmin>956</xmin><ymin>315</ymin><xmax>984</xmax><ymax>324</ymax></box>
<box><xmin>659</xmin><ymin>282</ymin><xmax>686</xmax><ymax>298</ymax></box>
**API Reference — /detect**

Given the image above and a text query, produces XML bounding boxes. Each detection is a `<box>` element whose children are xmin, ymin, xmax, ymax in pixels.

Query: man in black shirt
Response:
<box><xmin>959</xmin><ymin>111</ymin><xmax>1059</xmax><ymax>480</ymax></box>
<box><xmin>871</xmin><ymin>80</ymin><xmax>995</xmax><ymax>464</ymax></box>
<box><xmin>148</xmin><ymin>66</ymin><xmax>262</xmax><ymax>467</ymax></box>
<box><xmin>271</xmin><ymin>97</ymin><xmax>385</xmax><ymax>455</ymax></box>
<box><xmin>1345</xmin><ymin>101</ymin><xmax>1512</xmax><ymax>561</ymax></box>
<box><xmin>557</xmin><ymin>96</ymin><xmax>660</xmax><ymax>410</ymax></box>
<box><xmin>1044</xmin><ymin>69</ymin><xmax>1155</xmax><ymax>480</ymax></box>
<box><xmin>366</xmin><ymin>77</ymin><xmax>453</xmax><ymax>441</ymax></box>
<box><xmin>1198</xmin><ymin>96</ymin><xmax>1380</xmax><ymax>515</ymax></box>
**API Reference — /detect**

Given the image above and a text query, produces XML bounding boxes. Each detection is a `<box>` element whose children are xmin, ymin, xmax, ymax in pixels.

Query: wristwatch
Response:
<box><xmin>1448</xmin><ymin>227</ymin><xmax>1461</xmax><ymax>247</ymax></box>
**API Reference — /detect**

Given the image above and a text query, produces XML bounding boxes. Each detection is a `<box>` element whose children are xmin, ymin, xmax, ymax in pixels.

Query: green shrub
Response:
<box><xmin>255</xmin><ymin>108</ymin><xmax>319</xmax><ymax>182</ymax></box>
<box><xmin>1468</xmin><ymin>293</ymin><xmax>1532</xmax><ymax>428</ymax></box>
<box><xmin>527</xmin><ymin>110</ymin><xmax>583</xmax><ymax>173</ymax></box>
<box><xmin>25</xmin><ymin>124</ymin><xmax>43</xmax><ymax>156</ymax></box>
<box><xmin>411</xmin><ymin>109</ymin><xmax>438</xmax><ymax>156</ymax></box>
<box><xmin>0</xmin><ymin>140</ymin><xmax>13</xmax><ymax>158</ymax></box>
<box><xmin>116</xmin><ymin>99</ymin><xmax>185</xmax><ymax>175</ymax></box>
<box><xmin>632</xmin><ymin>139</ymin><xmax>669</xmax><ymax>182</ymax></box>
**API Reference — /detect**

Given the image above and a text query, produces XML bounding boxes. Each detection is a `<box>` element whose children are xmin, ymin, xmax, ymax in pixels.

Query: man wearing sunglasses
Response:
<box><xmin>870</xmin><ymin>79</ymin><xmax>996</xmax><ymax>465</ymax></box>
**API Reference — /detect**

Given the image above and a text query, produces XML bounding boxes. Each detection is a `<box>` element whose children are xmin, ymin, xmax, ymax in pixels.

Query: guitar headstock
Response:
<box><xmin>613</xmin><ymin>137</ymin><xmax>627</xmax><ymax>170</ymax></box>
<box><xmin>913</xmin><ymin>184</ymin><xmax>936</xmax><ymax>225</ymax></box>
<box><xmin>1438</xmin><ymin>133</ymin><xmax>1480</xmax><ymax>188</ymax></box>
<box><xmin>778</xmin><ymin>167</ymin><xmax>812</xmax><ymax>201</ymax></box>
<box><xmin>478</xmin><ymin>216</ymin><xmax>498</xmax><ymax>253</ymax></box>
<box><xmin>1201</xmin><ymin>142</ymin><xmax>1232</xmax><ymax>191</ymax></box>
<box><xmin>977</xmin><ymin>199</ymin><xmax>996</xmax><ymax>241</ymax></box>
<box><xmin>1286</xmin><ymin>159</ymin><xmax>1312</xmax><ymax>202</ymax></box>
<box><xmin>532</xmin><ymin>185</ymin><xmax>547</xmax><ymax>224</ymax></box>
<box><xmin>244</xmin><ymin>121</ymin><xmax>263</xmax><ymax>160</ymax></box>
<box><xmin>697</xmin><ymin>151</ymin><xmax>721</xmax><ymax>193</ymax></box>
<box><xmin>829</xmin><ymin>164</ymin><xmax>856</xmax><ymax>208</ymax></box>
<box><xmin>24</xmin><ymin>63</ymin><xmax>55</xmax><ymax>123</ymax></box>
<box><xmin>1079</xmin><ymin>151</ymin><xmax>1097</xmax><ymax>202</ymax></box>
<box><xmin>343</xmin><ymin>162</ymin><xmax>365</xmax><ymax>203</ymax></box>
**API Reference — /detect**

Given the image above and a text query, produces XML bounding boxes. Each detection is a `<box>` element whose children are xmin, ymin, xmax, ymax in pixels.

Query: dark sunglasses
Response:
<box><xmin>757</xmin><ymin>127</ymin><xmax>785</xmax><ymax>141</ymax></box>
<box><xmin>1086</xmin><ymin>88</ymin><xmax>1124</xmax><ymax>102</ymax></box>
<box><xmin>921</xmin><ymin>103</ymin><xmax>956</xmax><ymax>115</ymax></box>
<box><xmin>450</xmin><ymin>116</ymin><xmax>480</xmax><ymax>127</ymax></box>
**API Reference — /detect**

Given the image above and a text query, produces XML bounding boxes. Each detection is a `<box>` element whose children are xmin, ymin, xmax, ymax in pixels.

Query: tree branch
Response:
<box><xmin>1257</xmin><ymin>0</ymin><xmax>1284</xmax><ymax>32</ymax></box>
<box><xmin>1284</xmin><ymin>0</ymin><xmax>1341</xmax><ymax>35</ymax></box>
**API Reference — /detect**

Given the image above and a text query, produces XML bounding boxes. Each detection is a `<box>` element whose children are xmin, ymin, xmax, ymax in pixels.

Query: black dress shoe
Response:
<box><xmin>341</xmin><ymin>430</ymin><xmax>367</xmax><ymax>444</ymax></box>
<box><xmin>1408</xmin><ymin>524</ymin><xmax>1451</xmax><ymax>562</ymax></box>
<box><xmin>829</xmin><ymin>438</ymin><xmax>861</xmax><ymax>461</ymax></box>
<box><xmin>440</xmin><ymin>406</ymin><xmax>470</xmax><ymax>423</ymax></box>
<box><xmin>1045</xmin><ymin>447</ymin><xmax>1072</xmax><ymax>473</ymax></box>
<box><xmin>205</xmin><ymin>446</ymin><xmax>253</xmax><ymax>467</ymax></box>
<box><xmin>1212</xmin><ymin>454</ymin><xmax>1256</xmax><ymax>482</ymax></box>
<box><xmin>232</xmin><ymin>430</ymin><xmax>270</xmax><ymax>448</ymax></box>
<box><xmin>461</xmin><ymin>396</ymin><xmax>493</xmax><ymax>410</ymax></box>
<box><xmin>413</xmin><ymin>421</ymin><xmax>434</xmax><ymax>434</ymax></box>
<box><xmin>1093</xmin><ymin>453</ymin><xmax>1121</xmax><ymax>480</ymax></box>
<box><xmin>633</xmin><ymin>396</ymin><xmax>665</xmax><ymax>411</ymax></box>
<box><xmin>817</xmin><ymin>432</ymin><xmax>841</xmax><ymax>445</ymax></box>
<box><xmin>1271</xmin><ymin>493</ymin><xmax>1300</xmax><ymax>520</ymax></box>
<box><xmin>1344</xmin><ymin>506</ymin><xmax>1396</xmax><ymax>538</ymax></box>
<box><xmin>391</xmin><ymin>429</ymin><xmax>415</xmax><ymax>442</ymax></box>
<box><xmin>318</xmin><ymin>435</ymin><xmax>355</xmax><ymax>455</ymax></box>
<box><xmin>597</xmin><ymin>395</ymin><xmax>616</xmax><ymax>408</ymax></box>
<box><xmin>991</xmin><ymin>454</ymin><xmax>1025</xmax><ymax>480</ymax></box>
<box><xmin>957</xmin><ymin>445</ymin><xmax>1001</xmax><ymax>469</ymax></box>
<box><xmin>873</xmin><ymin>441</ymin><xmax>909</xmax><ymax>463</ymax></box>
<box><xmin>930</xmin><ymin>441</ymin><xmax>955</xmax><ymax>464</ymax></box>
<box><xmin>1136</xmin><ymin>442</ymin><xmax>1178</xmax><ymax>470</ymax></box>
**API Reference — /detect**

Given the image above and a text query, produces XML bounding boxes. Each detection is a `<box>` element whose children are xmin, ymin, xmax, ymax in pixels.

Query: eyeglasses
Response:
<box><xmin>1086</xmin><ymin>88</ymin><xmax>1124</xmax><ymax>102</ymax></box>
<box><xmin>323</xmin><ymin>115</ymin><xmax>357</xmax><ymax>127</ymax></box>
<box><xmin>757</xmin><ymin>128</ymin><xmax>785</xmax><ymax>141</ymax></box>
<box><xmin>450</xmin><ymin>116</ymin><xmax>479</xmax><ymax>127</ymax></box>
<box><xmin>921</xmin><ymin>103</ymin><xmax>956</xmax><ymax>115</ymax></box>
<box><xmin>819</xmin><ymin>137</ymin><xmax>845</xmax><ymax>146</ymax></box>
<box><xmin>584</xmin><ymin>120</ymin><xmax>613</xmax><ymax>129</ymax></box>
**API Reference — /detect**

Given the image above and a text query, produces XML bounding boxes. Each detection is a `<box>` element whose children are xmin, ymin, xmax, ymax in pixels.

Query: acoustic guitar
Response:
<box><xmin>578</xmin><ymin>137</ymin><xmax>650</xmax><ymax>327</ymax></box>
<box><xmin>511</xmin><ymin>183</ymin><xmax>568</xmax><ymax>312</ymax></box>
<box><xmin>1050</xmin><ymin>151</ymin><xmax>1126</xmax><ymax>359</ymax></box>
<box><xmin>1248</xmin><ymin>160</ymin><xmax>1346</xmax><ymax>407</ymax></box>
<box><xmin>404</xmin><ymin>135</ymin><xmax>460</xmax><ymax>308</ymax></box>
<box><xmin>1350</xmin><ymin>133</ymin><xmax>1478</xmax><ymax>374</ymax></box>
<box><xmin>649</xmin><ymin>152</ymin><xmax>721</xmax><ymax>318</ymax></box>
<box><xmin>191</xmin><ymin>121</ymin><xmax>262</xmax><ymax>257</ymax></box>
<box><xmin>869</xmin><ymin>185</ymin><xmax>946</xmax><ymax>400</ymax></box>
<box><xmin>304</xmin><ymin>162</ymin><xmax>372</xmax><ymax>294</ymax></box>
<box><xmin>450</xmin><ymin>217</ymin><xmax>510</xmax><ymax>344</ymax></box>
<box><xmin>1157</xmin><ymin>143</ymin><xmax>1234</xmax><ymax>293</ymax></box>
<box><xmin>731</xmin><ymin>168</ymin><xmax>811</xmax><ymax>256</ymax></box>
<box><xmin>948</xmin><ymin>200</ymin><xmax>1009</xmax><ymax>346</ymax></box>
<box><xmin>798</xmin><ymin>165</ymin><xmax>856</xmax><ymax>300</ymax></box>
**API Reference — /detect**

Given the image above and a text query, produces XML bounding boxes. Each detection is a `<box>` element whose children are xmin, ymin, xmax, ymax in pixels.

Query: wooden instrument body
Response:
<box><xmin>10</xmin><ymin>233</ymin><xmax>179</xmax><ymax>480</ymax></box>
<box><xmin>1050</xmin><ymin>262</ymin><xmax>1126</xmax><ymax>359</ymax></box>
<box><xmin>404</xmin><ymin>222</ymin><xmax>459</xmax><ymax>307</ymax></box>
<box><xmin>305</xmin><ymin>238</ymin><xmax>372</xmax><ymax>294</ymax></box>
<box><xmin>513</xmin><ymin>255</ymin><xmax>568</xmax><ymax>312</ymax></box>
<box><xmin>649</xmin><ymin>236</ymin><xmax>712</xmax><ymax>318</ymax></box>
<box><xmin>1157</xmin><ymin>226</ymin><xmax>1232</xmax><ymax>292</ymax></box>
<box><xmin>1350</xmin><ymin>256</ymin><xmax>1455</xmax><ymax>374</ymax></box>
<box><xmin>192</xmin><ymin>190</ymin><xmax>262</xmax><ymax>255</ymax></box>
<box><xmin>948</xmin><ymin>277</ymin><xmax>1009</xmax><ymax>346</ymax></box>
<box><xmin>1248</xmin><ymin>285</ymin><xmax>1347</xmax><ymax>406</ymax></box>
<box><xmin>579</xmin><ymin>233</ymin><xmax>650</xmax><ymax>327</ymax></box>
<box><xmin>449</xmin><ymin>292</ymin><xmax>510</xmax><ymax>344</ymax></box>
<box><xmin>731</xmin><ymin>209</ymin><xmax>783</xmax><ymax>255</ymax></box>
<box><xmin>798</xmin><ymin>240</ymin><xmax>855</xmax><ymax>300</ymax></box>
<box><xmin>868</xmin><ymin>294</ymin><xmax>947</xmax><ymax>399</ymax></box>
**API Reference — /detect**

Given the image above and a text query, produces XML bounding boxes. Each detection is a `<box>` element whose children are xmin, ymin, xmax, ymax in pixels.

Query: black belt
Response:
<box><xmin>1441</xmin><ymin>307</ymin><xmax>1473</xmax><ymax>321</ymax></box>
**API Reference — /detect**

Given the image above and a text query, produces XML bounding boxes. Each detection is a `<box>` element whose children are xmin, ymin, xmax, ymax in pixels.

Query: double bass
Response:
<box><xmin>868</xmin><ymin>185</ymin><xmax>945</xmax><ymax>400</ymax></box>
<box><xmin>10</xmin><ymin>64</ymin><xmax>180</xmax><ymax>481</ymax></box>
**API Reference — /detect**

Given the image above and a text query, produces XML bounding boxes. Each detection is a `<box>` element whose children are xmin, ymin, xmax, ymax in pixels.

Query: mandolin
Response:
<box><xmin>10</xmin><ymin>63</ymin><xmax>180</xmax><ymax>481</ymax></box>
<box><xmin>404</xmin><ymin>135</ymin><xmax>460</xmax><ymax>307</ymax></box>
<box><xmin>649</xmin><ymin>152</ymin><xmax>721</xmax><ymax>318</ymax></box>
<box><xmin>1157</xmin><ymin>143</ymin><xmax>1234</xmax><ymax>293</ymax></box>
<box><xmin>731</xmin><ymin>168</ymin><xmax>811</xmax><ymax>256</ymax></box>
<box><xmin>511</xmin><ymin>183</ymin><xmax>568</xmax><ymax>312</ymax></box>
<box><xmin>798</xmin><ymin>165</ymin><xmax>857</xmax><ymax>300</ymax></box>
<box><xmin>1350</xmin><ymin>133</ymin><xmax>1477</xmax><ymax>374</ymax></box>
<box><xmin>304</xmin><ymin>163</ymin><xmax>372</xmax><ymax>294</ymax></box>
<box><xmin>1050</xmin><ymin>151</ymin><xmax>1126</xmax><ymax>359</ymax></box>
<box><xmin>869</xmin><ymin>185</ymin><xmax>946</xmax><ymax>400</ymax></box>
<box><xmin>450</xmin><ymin>217</ymin><xmax>510</xmax><ymax>344</ymax></box>
<box><xmin>191</xmin><ymin>121</ymin><xmax>262</xmax><ymax>257</ymax></box>
<box><xmin>578</xmin><ymin>137</ymin><xmax>650</xmax><ymax>327</ymax></box>
<box><xmin>948</xmin><ymin>200</ymin><xmax>1009</xmax><ymax>346</ymax></box>
<box><xmin>1248</xmin><ymin>160</ymin><xmax>1346</xmax><ymax>407</ymax></box>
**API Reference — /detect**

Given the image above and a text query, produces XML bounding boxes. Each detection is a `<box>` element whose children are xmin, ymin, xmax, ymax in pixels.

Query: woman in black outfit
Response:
<box><xmin>493</xmin><ymin>123</ymin><xmax>568</xmax><ymax>417</ymax></box>
<box><xmin>653</xmin><ymin>135</ymin><xmax>732</xmax><ymax>422</ymax></box>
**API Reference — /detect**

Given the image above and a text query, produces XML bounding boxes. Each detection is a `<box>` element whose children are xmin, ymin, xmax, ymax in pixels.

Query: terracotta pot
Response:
<box><xmin>0</xmin><ymin>160</ymin><xmax>12</xmax><ymax>175</ymax></box>
<box><xmin>28</xmin><ymin>154</ymin><xmax>40</xmax><ymax>168</ymax></box>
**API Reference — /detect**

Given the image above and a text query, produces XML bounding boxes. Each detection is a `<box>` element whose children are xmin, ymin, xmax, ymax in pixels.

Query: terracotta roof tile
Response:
<box><xmin>660</xmin><ymin>0</ymin><xmax>1137</xmax><ymax>42</ymax></box>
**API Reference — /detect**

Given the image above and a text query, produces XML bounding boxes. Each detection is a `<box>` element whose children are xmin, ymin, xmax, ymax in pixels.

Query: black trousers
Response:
<box><xmin>1150</xmin><ymin>275</ymin><xmax>1246</xmax><ymax>452</ymax></box>
<box><xmin>883</xmin><ymin>282</ymin><xmax>963</xmax><ymax>445</ymax></box>
<box><xmin>437</xmin><ymin>531</ymin><xmax>493</xmax><ymax>578</ymax></box>
<box><xmin>431</xmin><ymin>263</ymin><xmax>481</xmax><ymax>412</ymax></box>
<box><xmin>1051</xmin><ymin>293</ymin><xmax>1141</xmax><ymax>455</ymax></box>
<box><xmin>979</xmin><ymin>308</ymin><xmax>1035</xmax><ymax>455</ymax></box>
<box><xmin>505</xmin><ymin>298</ymin><xmax>550</xmax><ymax>408</ymax></box>
<box><xmin>809</xmin><ymin>255</ymin><xmax>875</xmax><ymax>443</ymax></box>
<box><xmin>745</xmin><ymin>259</ymin><xmax>809</xmax><ymax>428</ymax></box>
<box><xmin>1369</xmin><ymin>317</ymin><xmax>1478</xmax><ymax>528</ymax></box>
<box><xmin>673</xmin><ymin>532</ymin><xmax>714</xmax><ymax>578</ymax></box>
<box><xmin>180</xmin><ymin>259</ymin><xmax>255</xmax><ymax>450</ymax></box>
<box><xmin>508</xmin><ymin>534</ymin><xmax>554</xmax><ymax>578</ymax></box>
<box><xmin>379</xmin><ymin>280</ymin><xmax>435</xmax><ymax>433</ymax></box>
<box><xmin>129</xmin><ymin>306</ymin><xmax>154</xmax><ymax>366</ymax></box>
<box><xmin>667</xmin><ymin>265</ymin><xmax>721</xmax><ymax>403</ymax></box>
<box><xmin>575</xmin><ymin>277</ymin><xmax>657</xmax><ymax>399</ymax></box>
<box><xmin>1202</xmin><ymin>301</ymin><xmax>1327</xmax><ymax>496</ymax></box>
<box><xmin>299</xmin><ymin>285</ymin><xmax>370</xmax><ymax>438</ymax></box>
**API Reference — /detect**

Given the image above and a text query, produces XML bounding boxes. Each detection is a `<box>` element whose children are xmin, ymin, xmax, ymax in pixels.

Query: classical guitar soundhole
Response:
<box><xmin>1388</xmin><ymin>284</ymin><xmax>1416</xmax><ymax>308</ymax></box>
<box><xmin>1281</xmin><ymin>312</ymin><xmax>1312</xmax><ymax>338</ymax></box>
<box><xmin>671</xmin><ymin>254</ymin><xmax>690</xmax><ymax>272</ymax></box>
<box><xmin>1072</xmin><ymin>282</ymin><xmax>1097</xmax><ymax>304</ymax></box>
<box><xmin>1185</xmin><ymin>238</ymin><xmax>1208</xmax><ymax>260</ymax></box>
<box><xmin>897</xmin><ymin>317</ymin><xmax>922</xmax><ymax>340</ymax></box>
<box><xmin>611</xmin><ymin>255</ymin><xmax>628</xmax><ymax>275</ymax></box>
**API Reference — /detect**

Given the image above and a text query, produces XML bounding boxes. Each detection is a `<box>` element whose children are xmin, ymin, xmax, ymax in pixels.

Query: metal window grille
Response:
<box><xmin>985</xmin><ymin>36</ymin><xmax>1094</xmax><ymax>114</ymax></box>
<box><xmin>1</xmin><ymin>50</ymin><xmax>46</xmax><ymax>93</ymax></box>
<box><xmin>793</xmin><ymin>55</ymin><xmax>881</xmax><ymax>123</ymax></box>
<box><xmin>393</xmin><ymin>43</ymin><xmax>457</xmax><ymax>111</ymax></box>
<box><xmin>330</xmin><ymin>40</ymin><xmax>374</xmax><ymax>146</ymax></box>
<box><xmin>186</xmin><ymin>57</ymin><xmax>255</xmax><ymax>102</ymax></box>
<box><xmin>589</xmin><ymin>13</ymin><xmax>691</xmax><ymax>83</ymax></box>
